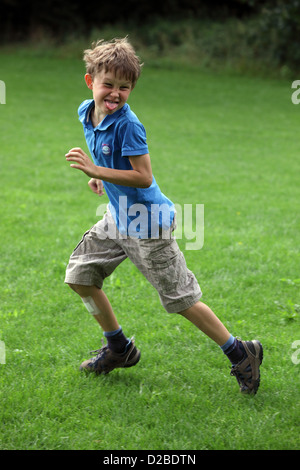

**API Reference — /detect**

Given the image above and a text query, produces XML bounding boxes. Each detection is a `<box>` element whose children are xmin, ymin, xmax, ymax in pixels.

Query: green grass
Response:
<box><xmin>0</xmin><ymin>51</ymin><xmax>299</xmax><ymax>450</ymax></box>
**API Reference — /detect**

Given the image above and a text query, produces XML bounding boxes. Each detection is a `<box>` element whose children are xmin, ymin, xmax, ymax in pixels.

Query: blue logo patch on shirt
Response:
<box><xmin>102</xmin><ymin>143</ymin><xmax>111</xmax><ymax>156</ymax></box>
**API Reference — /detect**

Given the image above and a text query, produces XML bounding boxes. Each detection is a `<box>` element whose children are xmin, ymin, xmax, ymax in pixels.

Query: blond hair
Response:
<box><xmin>83</xmin><ymin>37</ymin><xmax>143</xmax><ymax>87</ymax></box>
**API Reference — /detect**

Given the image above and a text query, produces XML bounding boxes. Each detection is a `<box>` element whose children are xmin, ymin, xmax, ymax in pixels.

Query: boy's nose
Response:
<box><xmin>110</xmin><ymin>89</ymin><xmax>119</xmax><ymax>98</ymax></box>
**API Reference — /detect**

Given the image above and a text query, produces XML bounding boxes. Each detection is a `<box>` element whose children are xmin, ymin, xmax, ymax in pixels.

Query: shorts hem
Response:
<box><xmin>64</xmin><ymin>276</ymin><xmax>103</xmax><ymax>289</ymax></box>
<box><xmin>163</xmin><ymin>291</ymin><xmax>202</xmax><ymax>314</ymax></box>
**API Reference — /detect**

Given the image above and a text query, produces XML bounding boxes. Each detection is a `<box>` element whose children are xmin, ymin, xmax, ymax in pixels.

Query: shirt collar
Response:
<box><xmin>84</xmin><ymin>101</ymin><xmax>129</xmax><ymax>131</ymax></box>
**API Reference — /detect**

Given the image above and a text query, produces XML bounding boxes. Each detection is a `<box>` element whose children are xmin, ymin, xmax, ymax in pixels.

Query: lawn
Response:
<box><xmin>0</xmin><ymin>50</ymin><xmax>299</xmax><ymax>450</ymax></box>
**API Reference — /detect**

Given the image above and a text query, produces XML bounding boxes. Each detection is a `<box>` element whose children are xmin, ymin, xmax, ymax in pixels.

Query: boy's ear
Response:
<box><xmin>85</xmin><ymin>73</ymin><xmax>93</xmax><ymax>90</ymax></box>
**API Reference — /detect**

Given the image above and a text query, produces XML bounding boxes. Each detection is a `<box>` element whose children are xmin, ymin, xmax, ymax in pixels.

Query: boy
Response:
<box><xmin>64</xmin><ymin>38</ymin><xmax>263</xmax><ymax>394</ymax></box>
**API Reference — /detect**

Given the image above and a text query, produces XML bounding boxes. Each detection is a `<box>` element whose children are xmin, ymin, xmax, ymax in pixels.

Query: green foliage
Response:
<box><xmin>237</xmin><ymin>0</ymin><xmax>300</xmax><ymax>71</ymax></box>
<box><xmin>0</xmin><ymin>0</ymin><xmax>252</xmax><ymax>42</ymax></box>
<box><xmin>2</xmin><ymin>16</ymin><xmax>299</xmax><ymax>78</ymax></box>
<box><xmin>2</xmin><ymin>1</ymin><xmax>300</xmax><ymax>74</ymax></box>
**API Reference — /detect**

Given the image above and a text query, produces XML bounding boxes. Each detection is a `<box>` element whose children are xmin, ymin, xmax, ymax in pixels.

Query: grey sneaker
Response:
<box><xmin>230</xmin><ymin>340</ymin><xmax>263</xmax><ymax>394</ymax></box>
<box><xmin>80</xmin><ymin>338</ymin><xmax>141</xmax><ymax>375</ymax></box>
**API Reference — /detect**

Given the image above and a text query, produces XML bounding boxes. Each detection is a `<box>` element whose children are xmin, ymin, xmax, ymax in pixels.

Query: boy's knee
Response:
<box><xmin>67</xmin><ymin>283</ymin><xmax>93</xmax><ymax>297</ymax></box>
<box><xmin>67</xmin><ymin>283</ymin><xmax>101</xmax><ymax>315</ymax></box>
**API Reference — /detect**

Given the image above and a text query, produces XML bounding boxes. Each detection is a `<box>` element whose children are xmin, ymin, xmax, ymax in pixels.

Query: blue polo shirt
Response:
<box><xmin>78</xmin><ymin>99</ymin><xmax>174</xmax><ymax>237</ymax></box>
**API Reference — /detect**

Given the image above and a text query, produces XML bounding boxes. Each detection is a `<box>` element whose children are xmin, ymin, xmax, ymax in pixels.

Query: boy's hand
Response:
<box><xmin>65</xmin><ymin>147</ymin><xmax>99</xmax><ymax>179</ymax></box>
<box><xmin>88</xmin><ymin>178</ymin><xmax>105</xmax><ymax>197</ymax></box>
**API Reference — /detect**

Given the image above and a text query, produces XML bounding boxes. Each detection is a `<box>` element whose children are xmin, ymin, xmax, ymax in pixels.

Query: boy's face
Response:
<box><xmin>85</xmin><ymin>70</ymin><xmax>132</xmax><ymax>120</ymax></box>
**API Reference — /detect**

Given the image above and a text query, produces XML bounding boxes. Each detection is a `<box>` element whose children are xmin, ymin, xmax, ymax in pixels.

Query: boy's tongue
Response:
<box><xmin>105</xmin><ymin>100</ymin><xmax>118</xmax><ymax>111</ymax></box>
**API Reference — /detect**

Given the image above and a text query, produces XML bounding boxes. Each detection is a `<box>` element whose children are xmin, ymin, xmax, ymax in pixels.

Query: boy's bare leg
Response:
<box><xmin>68</xmin><ymin>284</ymin><xmax>119</xmax><ymax>332</ymax></box>
<box><xmin>70</xmin><ymin>286</ymin><xmax>230</xmax><ymax>347</ymax></box>
<box><xmin>179</xmin><ymin>301</ymin><xmax>231</xmax><ymax>346</ymax></box>
<box><xmin>68</xmin><ymin>283</ymin><xmax>140</xmax><ymax>373</ymax></box>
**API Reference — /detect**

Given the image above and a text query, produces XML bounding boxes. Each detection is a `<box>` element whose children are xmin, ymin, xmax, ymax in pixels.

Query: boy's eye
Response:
<box><xmin>102</xmin><ymin>82</ymin><xmax>130</xmax><ymax>90</ymax></box>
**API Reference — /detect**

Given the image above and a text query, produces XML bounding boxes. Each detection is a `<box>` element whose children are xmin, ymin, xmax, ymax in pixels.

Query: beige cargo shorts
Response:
<box><xmin>64</xmin><ymin>209</ymin><xmax>202</xmax><ymax>313</ymax></box>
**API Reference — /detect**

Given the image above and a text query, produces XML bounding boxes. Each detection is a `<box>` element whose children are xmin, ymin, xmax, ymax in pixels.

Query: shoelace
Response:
<box><xmin>230</xmin><ymin>363</ymin><xmax>252</xmax><ymax>388</ymax></box>
<box><xmin>89</xmin><ymin>341</ymin><xmax>108</xmax><ymax>364</ymax></box>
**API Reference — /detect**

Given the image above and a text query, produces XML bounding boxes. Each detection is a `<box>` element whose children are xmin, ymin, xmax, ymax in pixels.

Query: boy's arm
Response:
<box><xmin>65</xmin><ymin>147</ymin><xmax>153</xmax><ymax>188</ymax></box>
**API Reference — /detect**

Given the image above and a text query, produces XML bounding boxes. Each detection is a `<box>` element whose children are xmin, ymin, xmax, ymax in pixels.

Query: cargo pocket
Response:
<box><xmin>71</xmin><ymin>229</ymin><xmax>91</xmax><ymax>255</ymax></box>
<box><xmin>143</xmin><ymin>240</ymin><xmax>181</xmax><ymax>294</ymax></box>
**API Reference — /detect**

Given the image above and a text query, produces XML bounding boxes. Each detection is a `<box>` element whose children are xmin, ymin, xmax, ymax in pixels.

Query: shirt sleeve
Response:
<box><xmin>120</xmin><ymin>121</ymin><xmax>149</xmax><ymax>157</ymax></box>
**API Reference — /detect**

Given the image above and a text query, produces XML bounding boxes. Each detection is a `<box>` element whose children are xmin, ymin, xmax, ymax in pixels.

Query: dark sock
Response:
<box><xmin>104</xmin><ymin>327</ymin><xmax>129</xmax><ymax>354</ymax></box>
<box><xmin>223</xmin><ymin>337</ymin><xmax>246</xmax><ymax>365</ymax></box>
